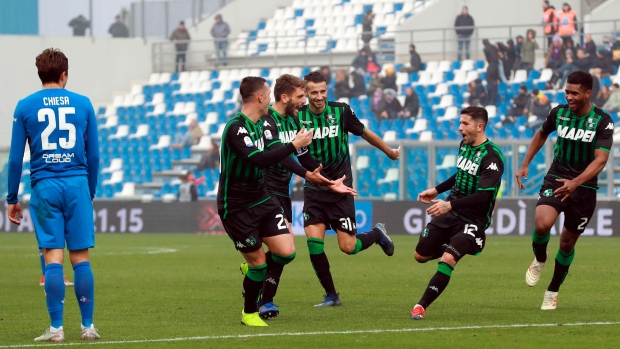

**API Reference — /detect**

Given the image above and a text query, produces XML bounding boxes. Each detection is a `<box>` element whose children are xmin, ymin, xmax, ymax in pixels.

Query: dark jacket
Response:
<box><xmin>349</xmin><ymin>72</ymin><xmax>366</xmax><ymax>98</ymax></box>
<box><xmin>351</xmin><ymin>54</ymin><xmax>368</xmax><ymax>71</ymax></box>
<box><xmin>454</xmin><ymin>14</ymin><xmax>475</xmax><ymax>36</ymax></box>
<box><xmin>380</xmin><ymin>97</ymin><xmax>403</xmax><ymax>119</ymax></box>
<box><xmin>483</xmin><ymin>39</ymin><xmax>500</xmax><ymax>81</ymax></box>
<box><xmin>510</xmin><ymin>92</ymin><xmax>531</xmax><ymax>116</ymax></box>
<box><xmin>108</xmin><ymin>22</ymin><xmax>129</xmax><ymax>38</ymax></box>
<box><xmin>171</xmin><ymin>28</ymin><xmax>191</xmax><ymax>51</ymax></box>
<box><xmin>410</xmin><ymin>51</ymin><xmax>422</xmax><ymax>72</ymax></box>
<box><xmin>334</xmin><ymin>79</ymin><xmax>350</xmax><ymax>100</ymax></box>
<box><xmin>69</xmin><ymin>16</ymin><xmax>90</xmax><ymax>36</ymax></box>
<box><xmin>403</xmin><ymin>92</ymin><xmax>420</xmax><ymax>117</ymax></box>
<box><xmin>381</xmin><ymin>75</ymin><xmax>397</xmax><ymax>91</ymax></box>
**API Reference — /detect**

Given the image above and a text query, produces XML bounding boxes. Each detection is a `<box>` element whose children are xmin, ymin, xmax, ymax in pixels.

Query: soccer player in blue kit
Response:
<box><xmin>7</xmin><ymin>48</ymin><xmax>101</xmax><ymax>342</ymax></box>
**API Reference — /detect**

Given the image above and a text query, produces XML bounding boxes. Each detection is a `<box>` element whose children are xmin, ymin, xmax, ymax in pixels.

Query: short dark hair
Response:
<box><xmin>36</xmin><ymin>48</ymin><xmax>68</xmax><ymax>84</ymax></box>
<box><xmin>304</xmin><ymin>70</ymin><xmax>327</xmax><ymax>85</ymax></box>
<box><xmin>566</xmin><ymin>71</ymin><xmax>593</xmax><ymax>91</ymax></box>
<box><xmin>239</xmin><ymin>76</ymin><xmax>267</xmax><ymax>103</ymax></box>
<box><xmin>614</xmin><ymin>83</ymin><xmax>619</xmax><ymax>88</ymax></box>
<box><xmin>274</xmin><ymin>74</ymin><xmax>305</xmax><ymax>102</ymax></box>
<box><xmin>461</xmin><ymin>106</ymin><xmax>488</xmax><ymax>126</ymax></box>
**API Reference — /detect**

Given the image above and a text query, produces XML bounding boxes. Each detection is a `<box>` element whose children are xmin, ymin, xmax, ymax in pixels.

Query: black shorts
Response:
<box><xmin>303</xmin><ymin>195</ymin><xmax>357</xmax><ymax>235</ymax></box>
<box><xmin>416</xmin><ymin>213</ymin><xmax>485</xmax><ymax>261</ymax></box>
<box><xmin>273</xmin><ymin>194</ymin><xmax>292</xmax><ymax>222</ymax></box>
<box><xmin>537</xmin><ymin>175</ymin><xmax>597</xmax><ymax>234</ymax></box>
<box><xmin>219</xmin><ymin>196</ymin><xmax>289</xmax><ymax>253</ymax></box>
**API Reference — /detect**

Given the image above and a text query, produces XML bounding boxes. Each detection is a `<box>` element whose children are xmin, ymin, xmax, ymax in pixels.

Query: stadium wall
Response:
<box><xmin>395</xmin><ymin>0</ymin><xmax>581</xmax><ymax>62</ymax></box>
<box><xmin>1</xmin><ymin>199</ymin><xmax>617</xmax><ymax>237</ymax></box>
<box><xmin>583</xmin><ymin>0</ymin><xmax>620</xmax><ymax>42</ymax></box>
<box><xmin>0</xmin><ymin>35</ymin><xmax>165</xmax><ymax>147</ymax></box>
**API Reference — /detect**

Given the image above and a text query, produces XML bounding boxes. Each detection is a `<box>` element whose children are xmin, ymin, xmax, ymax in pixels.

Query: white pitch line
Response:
<box><xmin>2</xmin><ymin>321</ymin><xmax>619</xmax><ymax>348</ymax></box>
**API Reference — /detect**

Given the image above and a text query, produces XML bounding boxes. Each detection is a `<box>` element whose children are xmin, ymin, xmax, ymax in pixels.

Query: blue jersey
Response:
<box><xmin>7</xmin><ymin>88</ymin><xmax>100</xmax><ymax>204</ymax></box>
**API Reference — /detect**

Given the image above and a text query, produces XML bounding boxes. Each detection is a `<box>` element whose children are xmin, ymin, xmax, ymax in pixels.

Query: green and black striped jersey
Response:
<box><xmin>447</xmin><ymin>139</ymin><xmax>504</xmax><ymax>229</ymax></box>
<box><xmin>217</xmin><ymin>112</ymin><xmax>275</xmax><ymax>218</ymax></box>
<box><xmin>298</xmin><ymin>101</ymin><xmax>365</xmax><ymax>202</ymax></box>
<box><xmin>541</xmin><ymin>104</ymin><xmax>614</xmax><ymax>189</ymax></box>
<box><xmin>262</xmin><ymin>106</ymin><xmax>303</xmax><ymax>197</ymax></box>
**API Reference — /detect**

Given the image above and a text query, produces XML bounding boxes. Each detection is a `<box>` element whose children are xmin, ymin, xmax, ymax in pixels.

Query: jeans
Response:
<box><xmin>175</xmin><ymin>51</ymin><xmax>186</xmax><ymax>72</ymax></box>
<box><xmin>457</xmin><ymin>34</ymin><xmax>471</xmax><ymax>61</ymax></box>
<box><xmin>215</xmin><ymin>40</ymin><xmax>228</xmax><ymax>66</ymax></box>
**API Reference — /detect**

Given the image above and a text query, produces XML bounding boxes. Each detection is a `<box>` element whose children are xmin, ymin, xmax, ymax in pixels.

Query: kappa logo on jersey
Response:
<box><xmin>13</xmin><ymin>118</ymin><xmax>17</xmax><ymax>122</ymax></box>
<box><xmin>557</xmin><ymin>125</ymin><xmax>595</xmax><ymax>142</ymax></box>
<box><xmin>243</xmin><ymin>136</ymin><xmax>253</xmax><ymax>147</ymax></box>
<box><xmin>429</xmin><ymin>286</ymin><xmax>439</xmax><ymax>293</ymax></box>
<box><xmin>457</xmin><ymin>155</ymin><xmax>479</xmax><ymax>175</ymax></box>
<box><xmin>264</xmin><ymin>130</ymin><xmax>273</xmax><ymax>140</ymax></box>
<box><xmin>237</xmin><ymin>127</ymin><xmax>248</xmax><ymax>135</ymax></box>
<box><xmin>606</xmin><ymin>122</ymin><xmax>614</xmax><ymax>130</ymax></box>
<box><xmin>263</xmin><ymin>120</ymin><xmax>271</xmax><ymax>127</ymax></box>
<box><xmin>543</xmin><ymin>189</ymin><xmax>553</xmax><ymax>197</ymax></box>
<box><xmin>236</xmin><ymin>241</ymin><xmax>246</xmax><ymax>249</ymax></box>
<box><xmin>279</xmin><ymin>130</ymin><xmax>297</xmax><ymax>144</ymax></box>
<box><xmin>475</xmin><ymin>238</ymin><xmax>483</xmax><ymax>248</ymax></box>
<box><xmin>487</xmin><ymin>162</ymin><xmax>499</xmax><ymax>171</ymax></box>
<box><xmin>266</xmin><ymin>277</ymin><xmax>277</xmax><ymax>285</ymax></box>
<box><xmin>313</xmin><ymin>125</ymin><xmax>339</xmax><ymax>139</ymax></box>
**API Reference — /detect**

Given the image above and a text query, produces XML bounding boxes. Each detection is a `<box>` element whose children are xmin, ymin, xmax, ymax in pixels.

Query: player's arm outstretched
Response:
<box><xmin>516</xmin><ymin>107</ymin><xmax>556</xmax><ymax>189</ymax></box>
<box><xmin>361</xmin><ymin>129</ymin><xmax>401</xmax><ymax>160</ymax></box>
<box><xmin>7</xmin><ymin>103</ymin><xmax>27</xmax><ymax>225</ymax></box>
<box><xmin>232</xmin><ymin>125</ymin><xmax>313</xmax><ymax>168</ymax></box>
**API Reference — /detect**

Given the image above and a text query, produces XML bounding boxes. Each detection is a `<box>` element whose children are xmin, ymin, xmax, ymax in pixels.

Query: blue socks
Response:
<box><xmin>44</xmin><ymin>263</ymin><xmax>65</xmax><ymax>328</ymax></box>
<box><xmin>73</xmin><ymin>261</ymin><xmax>95</xmax><ymax>328</ymax></box>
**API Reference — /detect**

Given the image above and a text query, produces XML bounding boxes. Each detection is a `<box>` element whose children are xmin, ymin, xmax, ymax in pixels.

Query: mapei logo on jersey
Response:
<box><xmin>279</xmin><ymin>130</ymin><xmax>297</xmax><ymax>144</ymax></box>
<box><xmin>456</xmin><ymin>155</ymin><xmax>479</xmax><ymax>175</ymax></box>
<box><xmin>237</xmin><ymin>127</ymin><xmax>248</xmax><ymax>135</ymax></box>
<box><xmin>264</xmin><ymin>130</ymin><xmax>273</xmax><ymax>140</ymax></box>
<box><xmin>557</xmin><ymin>125</ymin><xmax>595</xmax><ymax>142</ymax></box>
<box><xmin>486</xmin><ymin>162</ymin><xmax>499</xmax><ymax>171</ymax></box>
<box><xmin>42</xmin><ymin>153</ymin><xmax>74</xmax><ymax>163</ymax></box>
<box><xmin>606</xmin><ymin>122</ymin><xmax>614</xmax><ymax>130</ymax></box>
<box><xmin>313</xmin><ymin>125</ymin><xmax>339</xmax><ymax>139</ymax></box>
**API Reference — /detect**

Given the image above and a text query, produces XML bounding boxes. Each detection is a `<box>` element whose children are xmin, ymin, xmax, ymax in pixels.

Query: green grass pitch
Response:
<box><xmin>0</xmin><ymin>234</ymin><xmax>619</xmax><ymax>348</ymax></box>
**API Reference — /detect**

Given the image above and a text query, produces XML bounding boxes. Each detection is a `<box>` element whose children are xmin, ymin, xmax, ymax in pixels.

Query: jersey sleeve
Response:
<box><xmin>595</xmin><ymin>114</ymin><xmax>614</xmax><ymax>152</ymax></box>
<box><xmin>262</xmin><ymin>115</ymin><xmax>281</xmax><ymax>149</ymax></box>
<box><xmin>7</xmin><ymin>102</ymin><xmax>27</xmax><ymax>204</ymax></box>
<box><xmin>343</xmin><ymin>104</ymin><xmax>365</xmax><ymax>136</ymax></box>
<box><xmin>85</xmin><ymin>100</ymin><xmax>100</xmax><ymax>199</ymax></box>
<box><xmin>540</xmin><ymin>106</ymin><xmax>560</xmax><ymax>136</ymax></box>
<box><xmin>477</xmin><ymin>149</ymin><xmax>504</xmax><ymax>192</ymax></box>
<box><xmin>227</xmin><ymin>122</ymin><xmax>265</xmax><ymax>159</ymax></box>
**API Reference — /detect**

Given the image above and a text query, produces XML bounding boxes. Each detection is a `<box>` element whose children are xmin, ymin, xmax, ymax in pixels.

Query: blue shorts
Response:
<box><xmin>29</xmin><ymin>176</ymin><xmax>95</xmax><ymax>250</ymax></box>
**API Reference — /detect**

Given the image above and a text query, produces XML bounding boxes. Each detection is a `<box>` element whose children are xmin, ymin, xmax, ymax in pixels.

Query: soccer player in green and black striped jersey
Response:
<box><xmin>216</xmin><ymin>76</ymin><xmax>314</xmax><ymax>327</ymax></box>
<box><xmin>250</xmin><ymin>74</ymin><xmax>356</xmax><ymax>319</ymax></box>
<box><xmin>516</xmin><ymin>71</ymin><xmax>613</xmax><ymax>310</ymax></box>
<box><xmin>411</xmin><ymin>106</ymin><xmax>504</xmax><ymax>320</ymax></box>
<box><xmin>299</xmin><ymin>71</ymin><xmax>401</xmax><ymax>307</ymax></box>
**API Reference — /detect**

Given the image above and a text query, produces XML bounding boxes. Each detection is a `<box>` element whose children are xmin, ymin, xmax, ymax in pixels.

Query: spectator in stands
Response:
<box><xmin>590</xmin><ymin>50</ymin><xmax>614</xmax><ymax>80</ymax></box>
<box><xmin>454</xmin><ymin>6</ymin><xmax>475</xmax><ymax>61</ymax></box>
<box><xmin>547</xmin><ymin>48</ymin><xmax>594</xmax><ymax>89</ymax></box>
<box><xmin>352</xmin><ymin>48</ymin><xmax>369</xmax><ymax>72</ymax></box>
<box><xmin>370</xmin><ymin>87</ymin><xmax>384</xmax><ymax>120</ymax></box>
<box><xmin>514</xmin><ymin>35</ymin><xmax>524</xmax><ymax>70</ymax></box>
<box><xmin>545</xmin><ymin>35</ymin><xmax>565</xmax><ymax>69</ymax></box>
<box><xmin>320</xmin><ymin>66</ymin><xmax>332</xmax><ymax>86</ymax></box>
<box><xmin>603</xmin><ymin>83</ymin><xmax>620</xmax><ymax>113</ymax></box>
<box><xmin>525</xmin><ymin>92</ymin><xmax>551</xmax><ymax>130</ymax></box>
<box><xmin>349</xmin><ymin>68</ymin><xmax>366</xmax><ymax>98</ymax></box>
<box><xmin>366</xmin><ymin>54</ymin><xmax>381</xmax><ymax>73</ymax></box>
<box><xmin>171</xmin><ymin>21</ymin><xmax>191</xmax><ymax>72</ymax></box>
<box><xmin>557</xmin><ymin>3</ymin><xmax>577</xmax><ymax>47</ymax></box>
<box><xmin>483</xmin><ymin>38</ymin><xmax>500</xmax><ymax>106</ymax></box>
<box><xmin>398</xmin><ymin>87</ymin><xmax>420</xmax><ymax>119</ymax></box>
<box><xmin>583</xmin><ymin>34</ymin><xmax>597</xmax><ymax>56</ymax></box>
<box><xmin>196</xmin><ymin>143</ymin><xmax>220</xmax><ymax>171</ymax></box>
<box><xmin>177</xmin><ymin>172</ymin><xmax>198</xmax><ymax>202</ymax></box>
<box><xmin>381</xmin><ymin>65</ymin><xmax>398</xmax><ymax>91</ymax></box>
<box><xmin>508</xmin><ymin>85</ymin><xmax>531</xmax><ymax>118</ymax></box>
<box><xmin>521</xmin><ymin>29</ymin><xmax>539</xmax><ymax>72</ymax></box>
<box><xmin>594</xmin><ymin>84</ymin><xmax>611</xmax><ymax>107</ymax></box>
<box><xmin>108</xmin><ymin>15</ymin><xmax>129</xmax><ymax>38</ymax></box>
<box><xmin>542</xmin><ymin>1</ymin><xmax>558</xmax><ymax>46</ymax></box>
<box><xmin>361</xmin><ymin>9</ymin><xmax>375</xmax><ymax>47</ymax></box>
<box><xmin>367</xmin><ymin>72</ymin><xmax>383</xmax><ymax>98</ymax></box>
<box><xmin>467</xmin><ymin>78</ymin><xmax>487</xmax><ymax>107</ymax></box>
<box><xmin>497</xmin><ymin>43</ymin><xmax>510</xmax><ymax>83</ymax></box>
<box><xmin>211</xmin><ymin>14</ymin><xmax>230</xmax><ymax>67</ymax></box>
<box><xmin>171</xmin><ymin>120</ymin><xmax>203</xmax><ymax>149</ymax></box>
<box><xmin>401</xmin><ymin>44</ymin><xmax>422</xmax><ymax>73</ymax></box>
<box><xmin>68</xmin><ymin>15</ymin><xmax>90</xmax><ymax>36</ymax></box>
<box><xmin>333</xmin><ymin>69</ymin><xmax>350</xmax><ymax>100</ymax></box>
<box><xmin>505</xmin><ymin>39</ymin><xmax>518</xmax><ymax>77</ymax></box>
<box><xmin>379</xmin><ymin>89</ymin><xmax>402</xmax><ymax>121</ymax></box>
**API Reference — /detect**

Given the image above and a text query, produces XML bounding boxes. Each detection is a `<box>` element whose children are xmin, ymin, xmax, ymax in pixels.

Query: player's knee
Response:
<box><xmin>440</xmin><ymin>252</ymin><xmax>457</xmax><ymax>266</ymax></box>
<box><xmin>272</xmin><ymin>252</ymin><xmax>296</xmax><ymax>266</ymax></box>
<box><xmin>414</xmin><ymin>252</ymin><xmax>430</xmax><ymax>263</ymax></box>
<box><xmin>339</xmin><ymin>240</ymin><xmax>357</xmax><ymax>254</ymax></box>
